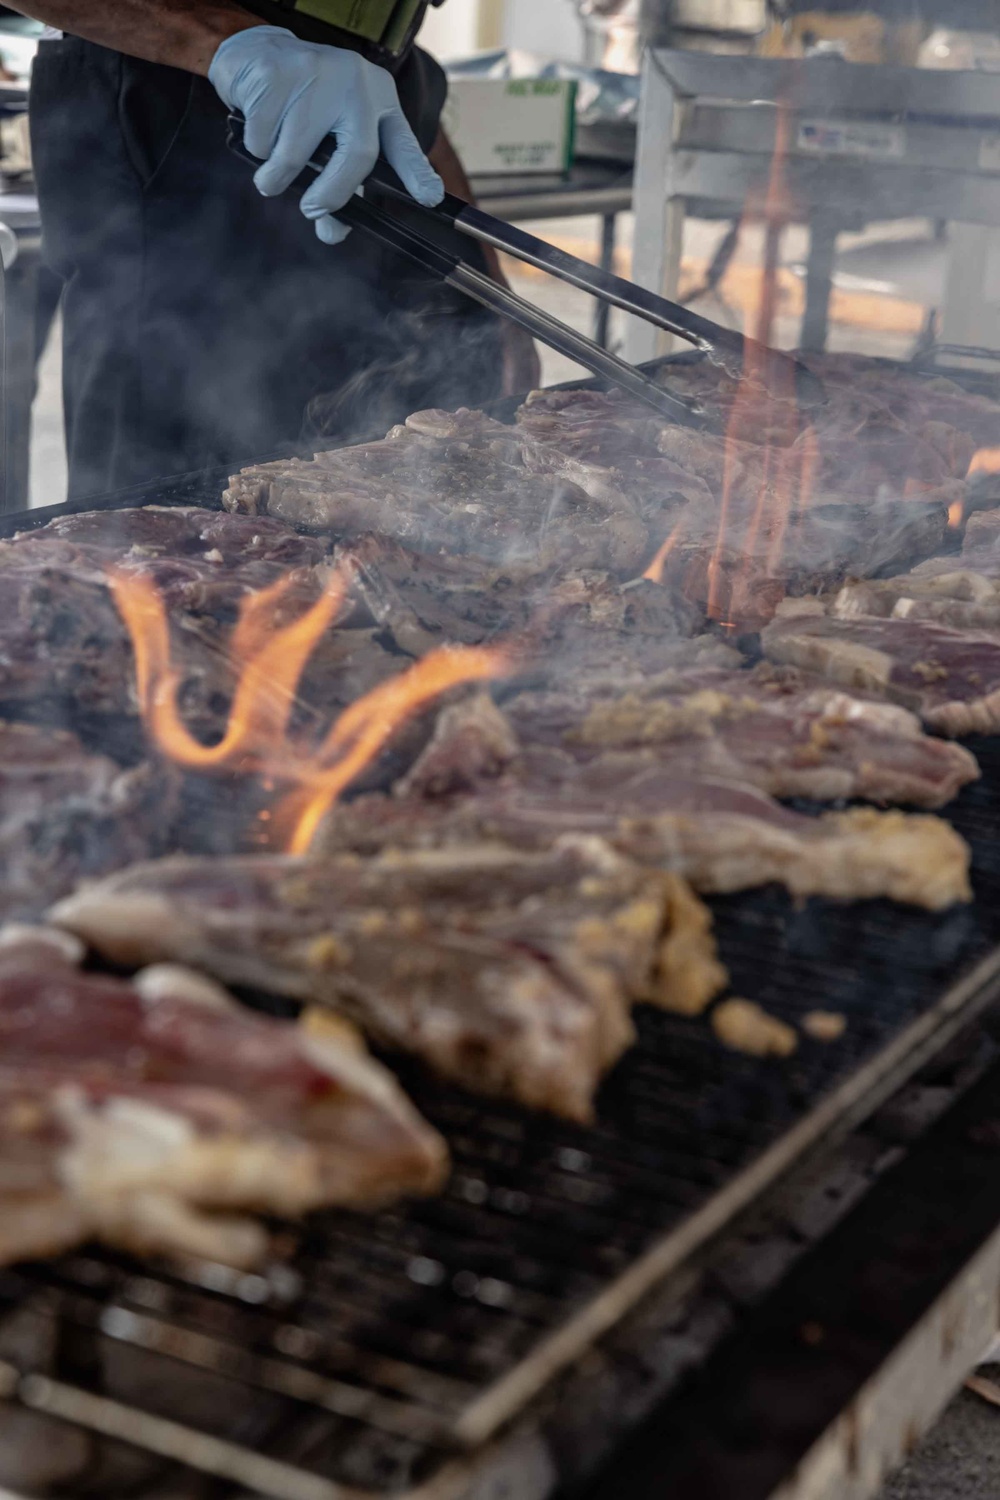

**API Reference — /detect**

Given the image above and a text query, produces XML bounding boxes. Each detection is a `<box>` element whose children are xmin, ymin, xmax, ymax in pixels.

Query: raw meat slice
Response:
<box><xmin>224</xmin><ymin>408</ymin><xmax>650</xmax><ymax>575</ymax></box>
<box><xmin>318</xmin><ymin>762</ymin><xmax>971</xmax><ymax>910</ymax></box>
<box><xmin>762</xmin><ymin>611</ymin><xmax>1000</xmax><ymax>736</ymax></box>
<box><xmin>500</xmin><ymin>664</ymin><xmax>979</xmax><ymax>808</ymax></box>
<box><xmin>0</xmin><ymin>719</ymin><xmax>173</xmax><ymax>920</ymax></box>
<box><xmin>53</xmin><ymin>839</ymin><xmax>720</xmax><ymax>1121</ymax></box>
<box><xmin>0</xmin><ymin>928</ymin><xmax>445</xmax><ymax>1268</ymax></box>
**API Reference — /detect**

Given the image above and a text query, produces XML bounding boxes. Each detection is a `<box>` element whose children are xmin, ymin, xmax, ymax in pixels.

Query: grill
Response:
<box><xmin>3</xmin><ymin>349</ymin><xmax>1000</xmax><ymax>1500</ymax></box>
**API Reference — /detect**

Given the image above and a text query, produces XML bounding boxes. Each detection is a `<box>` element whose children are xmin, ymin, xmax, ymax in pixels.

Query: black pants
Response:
<box><xmin>29</xmin><ymin>38</ymin><xmax>505</xmax><ymax>501</ymax></box>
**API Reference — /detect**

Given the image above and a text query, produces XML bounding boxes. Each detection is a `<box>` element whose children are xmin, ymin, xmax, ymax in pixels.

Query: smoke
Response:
<box><xmin>303</xmin><ymin>271</ymin><xmax>506</xmax><ymax>446</ymax></box>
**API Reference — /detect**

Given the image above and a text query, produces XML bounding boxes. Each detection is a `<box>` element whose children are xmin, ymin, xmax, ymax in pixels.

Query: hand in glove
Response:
<box><xmin>209</xmin><ymin>25</ymin><xmax>443</xmax><ymax>244</ymax></box>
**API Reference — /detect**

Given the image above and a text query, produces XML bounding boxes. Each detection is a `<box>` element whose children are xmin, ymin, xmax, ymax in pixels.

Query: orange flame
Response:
<box><xmin>642</xmin><ymin>520</ymin><xmax>684</xmax><ymax>583</ymax></box>
<box><xmin>948</xmin><ymin>499</ymin><xmax>964</xmax><ymax>529</ymax></box>
<box><xmin>110</xmin><ymin>567</ymin><xmax>511</xmax><ymax>854</ymax></box>
<box><xmin>109</xmin><ymin>568</ymin><xmax>348</xmax><ymax>770</ymax></box>
<box><xmin>706</xmin><ymin>103</ymin><xmax>817</xmax><ymax>627</ymax></box>
<box><xmin>969</xmin><ymin>447</ymin><xmax>1000</xmax><ymax>477</ymax></box>
<box><xmin>278</xmin><ymin>644</ymin><xmax>514</xmax><ymax>855</ymax></box>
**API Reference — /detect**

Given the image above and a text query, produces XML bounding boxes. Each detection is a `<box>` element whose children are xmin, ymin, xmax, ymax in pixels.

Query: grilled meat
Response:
<box><xmin>762</xmin><ymin>611</ymin><xmax>1000</xmax><ymax>736</ymax></box>
<box><xmin>833</xmin><ymin>566</ymin><xmax>1000</xmax><ymax>631</ymax></box>
<box><xmin>657</xmin><ymin>491</ymin><xmax>947</xmax><ymax>630</ymax></box>
<box><xmin>0</xmin><ymin>720</ymin><xmax>172</xmax><ymax>920</ymax></box>
<box><xmin>53</xmin><ymin>840</ymin><xmax>723</xmax><ymax>1121</ymax></box>
<box><xmin>0</xmin><ymin>508</ymin><xmax>417</xmax><ymax>759</ymax></box>
<box><xmin>517</xmin><ymin>388</ymin><xmax>714</xmax><ymax>530</ymax></box>
<box><xmin>337</xmin><ymin>535</ymin><xmax>702</xmax><ymax>665</ymax></box>
<box><xmin>962</xmin><ymin>509</ymin><xmax>1000</xmax><ymax>551</ymax></box>
<box><xmin>319</xmin><ymin>755</ymin><xmax>970</xmax><ymax>910</ymax></box>
<box><xmin>0</xmin><ymin>926</ymin><xmax>445</xmax><ymax>1268</ymax></box>
<box><xmin>500</xmin><ymin>664</ymin><xmax>979</xmax><ymax>808</ymax></box>
<box><xmin>12</xmin><ymin>503</ymin><xmax>328</xmax><ymax>567</ymax></box>
<box><xmin>7</xmin><ymin>504</ymin><xmax>329</xmax><ymax>620</ymax></box>
<box><xmin>224</xmin><ymin>408</ymin><xmax>650</xmax><ymax>575</ymax></box>
<box><xmin>0</xmin><ymin>506</ymin><xmax>326</xmax><ymax>724</ymax></box>
<box><xmin>657</xmin><ymin>352</ymin><xmax>986</xmax><ymax>488</ymax></box>
<box><xmin>797</xmin><ymin>351</ymin><xmax>1000</xmax><ymax>455</ymax></box>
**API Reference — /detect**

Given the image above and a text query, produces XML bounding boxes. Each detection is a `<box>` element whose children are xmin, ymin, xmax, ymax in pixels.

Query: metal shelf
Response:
<box><xmin>629</xmin><ymin>50</ymin><xmax>1000</xmax><ymax>359</ymax></box>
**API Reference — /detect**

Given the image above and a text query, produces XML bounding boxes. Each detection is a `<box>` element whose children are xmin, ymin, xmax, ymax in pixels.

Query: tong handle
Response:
<box><xmin>224</xmin><ymin>113</ymin><xmax>711</xmax><ymax>429</ymax></box>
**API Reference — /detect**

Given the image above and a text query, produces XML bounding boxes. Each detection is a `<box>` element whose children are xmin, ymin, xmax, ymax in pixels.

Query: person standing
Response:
<box><xmin>9</xmin><ymin>0</ymin><xmax>537</xmax><ymax>498</ymax></box>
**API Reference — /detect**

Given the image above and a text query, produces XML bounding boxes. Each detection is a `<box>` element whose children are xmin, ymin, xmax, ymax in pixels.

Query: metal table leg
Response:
<box><xmin>593</xmin><ymin>211</ymin><xmax>617</xmax><ymax>349</ymax></box>
<box><xmin>802</xmin><ymin>212</ymin><xmax>839</xmax><ymax>354</ymax></box>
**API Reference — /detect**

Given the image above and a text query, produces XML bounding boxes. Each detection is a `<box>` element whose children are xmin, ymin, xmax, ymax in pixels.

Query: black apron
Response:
<box><xmin>29</xmin><ymin>37</ymin><xmax>504</xmax><ymax>501</ymax></box>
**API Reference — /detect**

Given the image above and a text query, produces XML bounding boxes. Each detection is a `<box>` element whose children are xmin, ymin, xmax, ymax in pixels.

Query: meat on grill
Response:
<box><xmin>516</xmin><ymin>392</ymin><xmax>950</xmax><ymax>628</ymax></box>
<box><xmin>797</xmin><ymin>351</ymin><xmax>1000</xmax><ymax>455</ymax></box>
<box><xmin>0</xmin><ymin>508</ymin><xmax>418</xmax><ymax>757</ymax></box>
<box><xmin>0</xmin><ymin>505</ymin><xmax>329</xmax><ymax>724</ymax></box>
<box><xmin>52</xmin><ymin>840</ymin><xmax>726</xmax><ymax>1121</ymax></box>
<box><xmin>516</xmin><ymin>388</ymin><xmax>714</xmax><ymax>529</ymax></box>
<box><xmin>338</xmin><ymin>533</ymin><xmax>702</xmax><ymax>658</ymax></box>
<box><xmin>655</xmin><ymin>352</ymin><xmax>985</xmax><ymax>490</ymax></box>
<box><xmin>833</xmin><ymin>565</ymin><xmax>1000</xmax><ymax>631</ymax></box>
<box><xmin>0</xmin><ymin>926</ymin><xmax>446</xmax><ymax>1269</ymax></box>
<box><xmin>7</xmin><ymin>504</ymin><xmax>330</xmax><ymax>618</ymax></box>
<box><xmin>655</xmin><ymin>490</ymin><xmax>948</xmax><ymax>630</ymax></box>
<box><xmin>318</xmin><ymin>755</ymin><xmax>971</xmax><ymax>910</ymax></box>
<box><xmin>961</xmin><ymin>509</ymin><xmax>1000</xmax><ymax>552</ymax></box>
<box><xmin>524</xmin><ymin>368</ymin><xmax>976</xmax><ymax>517</ymax></box>
<box><xmin>499</xmin><ymin>664</ymin><xmax>979</xmax><ymax>808</ymax></box>
<box><xmin>762</xmin><ymin>611</ymin><xmax>1000</xmax><ymax>736</ymax></box>
<box><xmin>0</xmin><ymin>720</ymin><xmax>172</xmax><ymax>920</ymax></box>
<box><xmin>224</xmin><ymin>408</ymin><xmax>650</xmax><ymax>575</ymax></box>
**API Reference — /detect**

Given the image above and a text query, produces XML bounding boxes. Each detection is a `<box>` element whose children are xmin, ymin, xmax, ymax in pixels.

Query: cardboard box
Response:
<box><xmin>442</xmin><ymin>77</ymin><xmax>577</xmax><ymax>176</ymax></box>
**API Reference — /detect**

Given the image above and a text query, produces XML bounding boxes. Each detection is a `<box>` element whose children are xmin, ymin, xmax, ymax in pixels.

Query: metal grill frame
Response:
<box><xmin>1</xmin><ymin>346</ymin><xmax>1000</xmax><ymax>1500</ymax></box>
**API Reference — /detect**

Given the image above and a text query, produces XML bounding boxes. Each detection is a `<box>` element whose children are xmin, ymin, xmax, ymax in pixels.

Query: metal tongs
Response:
<box><xmin>227</xmin><ymin>115</ymin><xmax>824</xmax><ymax>430</ymax></box>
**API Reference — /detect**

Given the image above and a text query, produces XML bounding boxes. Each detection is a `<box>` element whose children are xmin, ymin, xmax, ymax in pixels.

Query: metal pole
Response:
<box><xmin>594</xmin><ymin>211</ymin><xmax>617</xmax><ymax>348</ymax></box>
<box><xmin>802</xmin><ymin>211</ymin><xmax>839</xmax><ymax>353</ymax></box>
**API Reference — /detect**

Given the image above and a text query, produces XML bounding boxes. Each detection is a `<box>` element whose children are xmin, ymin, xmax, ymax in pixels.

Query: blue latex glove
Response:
<box><xmin>209</xmin><ymin>25</ymin><xmax>444</xmax><ymax>245</ymax></box>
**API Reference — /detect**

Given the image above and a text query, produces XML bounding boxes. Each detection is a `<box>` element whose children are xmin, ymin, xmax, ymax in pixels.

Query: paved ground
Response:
<box><xmin>881</xmin><ymin>1384</ymin><xmax>1000</xmax><ymax>1500</ymax></box>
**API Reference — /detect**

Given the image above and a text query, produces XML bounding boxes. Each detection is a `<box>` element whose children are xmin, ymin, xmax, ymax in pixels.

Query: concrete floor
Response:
<box><xmin>881</xmin><ymin>1381</ymin><xmax>1000</xmax><ymax>1500</ymax></box>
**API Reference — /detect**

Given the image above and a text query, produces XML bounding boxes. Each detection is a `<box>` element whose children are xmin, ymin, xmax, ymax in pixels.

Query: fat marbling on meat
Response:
<box><xmin>0</xmin><ymin>926</ymin><xmax>445</xmax><ymax>1270</ymax></box>
<box><xmin>498</xmin><ymin>662</ymin><xmax>979</xmax><ymax>808</ymax></box>
<box><xmin>762</xmin><ymin>610</ymin><xmax>1000</xmax><ymax>736</ymax></box>
<box><xmin>53</xmin><ymin>839</ymin><xmax>727</xmax><ymax>1122</ymax></box>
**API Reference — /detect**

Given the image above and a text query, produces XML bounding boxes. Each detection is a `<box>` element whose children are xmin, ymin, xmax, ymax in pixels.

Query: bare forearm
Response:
<box><xmin>5</xmin><ymin>0</ymin><xmax>259</xmax><ymax>74</ymax></box>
